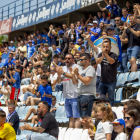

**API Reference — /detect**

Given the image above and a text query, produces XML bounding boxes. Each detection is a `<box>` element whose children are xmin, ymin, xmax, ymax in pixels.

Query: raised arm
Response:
<box><xmin>97</xmin><ymin>3</ymin><xmax>107</xmax><ymax>11</ymax></box>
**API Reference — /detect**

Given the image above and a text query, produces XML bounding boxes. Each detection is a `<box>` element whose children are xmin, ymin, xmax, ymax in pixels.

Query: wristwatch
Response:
<box><xmin>63</xmin><ymin>72</ymin><xmax>66</xmax><ymax>76</ymax></box>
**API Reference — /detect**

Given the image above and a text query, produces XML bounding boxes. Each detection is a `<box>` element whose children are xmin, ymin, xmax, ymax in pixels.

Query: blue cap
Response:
<box><xmin>111</xmin><ymin>119</ymin><xmax>125</xmax><ymax>128</ymax></box>
<box><xmin>107</xmin><ymin>26</ymin><xmax>114</xmax><ymax>30</ymax></box>
<box><xmin>58</xmin><ymin>30</ymin><xmax>64</xmax><ymax>35</ymax></box>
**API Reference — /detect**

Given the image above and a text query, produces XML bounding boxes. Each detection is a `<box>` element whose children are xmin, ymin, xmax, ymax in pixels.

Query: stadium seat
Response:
<box><xmin>56</xmin><ymin>91</ymin><xmax>63</xmax><ymax>102</ymax></box>
<box><xmin>114</xmin><ymin>88</ymin><xmax>123</xmax><ymax>103</ymax></box>
<box><xmin>0</xmin><ymin>107</ymin><xmax>8</xmax><ymax>116</ymax></box>
<box><xmin>116</xmin><ymin>73</ymin><xmax>129</xmax><ymax>87</ymax></box>
<box><xmin>52</xmin><ymin>92</ymin><xmax>58</xmax><ymax>97</ymax></box>
<box><xmin>56</xmin><ymin>106</ymin><xmax>69</xmax><ymax>123</ymax></box>
<box><xmin>112</xmin><ymin>107</ymin><xmax>117</xmax><ymax>113</ymax></box>
<box><xmin>115</xmin><ymin>106</ymin><xmax>123</xmax><ymax>119</ymax></box>
<box><xmin>125</xmin><ymin>72</ymin><xmax>140</xmax><ymax>86</ymax></box>
<box><xmin>69</xmin><ymin>129</ymin><xmax>83</xmax><ymax>140</ymax></box>
<box><xmin>17</xmin><ymin>106</ymin><xmax>26</xmax><ymax>119</ymax></box>
<box><xmin>58</xmin><ymin>127</ymin><xmax>67</xmax><ymax>140</ymax></box>
<box><xmin>80</xmin><ymin>129</ymin><xmax>89</xmax><ymax>140</ymax></box>
<box><xmin>63</xmin><ymin>128</ymin><xmax>73</xmax><ymax>140</ymax></box>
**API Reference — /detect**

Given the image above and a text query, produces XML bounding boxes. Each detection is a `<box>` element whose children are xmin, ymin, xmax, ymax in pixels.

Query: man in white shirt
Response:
<box><xmin>56</xmin><ymin>53</ymin><xmax>81</xmax><ymax>128</ymax></box>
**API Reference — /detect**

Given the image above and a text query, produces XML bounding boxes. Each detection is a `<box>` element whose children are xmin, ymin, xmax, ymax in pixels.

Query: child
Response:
<box><xmin>88</xmin><ymin>103</ymin><xmax>114</xmax><ymax>140</ymax></box>
<box><xmin>0</xmin><ymin>110</ymin><xmax>16</xmax><ymax>140</ymax></box>
<box><xmin>50</xmin><ymin>96</ymin><xmax>59</xmax><ymax>117</ymax></box>
<box><xmin>111</xmin><ymin>119</ymin><xmax>127</xmax><ymax>140</ymax></box>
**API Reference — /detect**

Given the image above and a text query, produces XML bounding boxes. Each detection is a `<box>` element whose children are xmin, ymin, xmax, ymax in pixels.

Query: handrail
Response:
<box><xmin>0</xmin><ymin>0</ymin><xmax>52</xmax><ymax>21</ymax></box>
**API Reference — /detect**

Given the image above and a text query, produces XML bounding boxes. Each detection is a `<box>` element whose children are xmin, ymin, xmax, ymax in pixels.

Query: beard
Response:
<box><xmin>37</xmin><ymin>110</ymin><xmax>43</xmax><ymax>118</ymax></box>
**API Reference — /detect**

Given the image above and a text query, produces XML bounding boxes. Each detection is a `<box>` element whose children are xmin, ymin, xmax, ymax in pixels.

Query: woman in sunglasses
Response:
<box><xmin>124</xmin><ymin>108</ymin><xmax>140</xmax><ymax>140</ymax></box>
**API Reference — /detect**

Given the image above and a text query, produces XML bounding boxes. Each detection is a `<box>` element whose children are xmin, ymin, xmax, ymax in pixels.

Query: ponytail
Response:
<box><xmin>97</xmin><ymin>103</ymin><xmax>114</xmax><ymax>122</ymax></box>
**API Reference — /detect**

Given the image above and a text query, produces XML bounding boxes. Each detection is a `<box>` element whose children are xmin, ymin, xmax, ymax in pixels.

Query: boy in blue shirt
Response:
<box><xmin>38</xmin><ymin>75</ymin><xmax>52</xmax><ymax>111</ymax></box>
<box><xmin>6</xmin><ymin>67</ymin><xmax>20</xmax><ymax>106</ymax></box>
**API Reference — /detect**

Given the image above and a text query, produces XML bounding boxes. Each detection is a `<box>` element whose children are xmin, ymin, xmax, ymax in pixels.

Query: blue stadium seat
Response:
<box><xmin>56</xmin><ymin>91</ymin><xmax>63</xmax><ymax>102</ymax></box>
<box><xmin>125</xmin><ymin>72</ymin><xmax>140</xmax><ymax>86</ymax></box>
<box><xmin>114</xmin><ymin>88</ymin><xmax>123</xmax><ymax>103</ymax></box>
<box><xmin>52</xmin><ymin>92</ymin><xmax>57</xmax><ymax>96</ymax></box>
<box><xmin>116</xmin><ymin>73</ymin><xmax>129</xmax><ymax>87</ymax></box>
<box><xmin>17</xmin><ymin>106</ymin><xmax>26</xmax><ymax>119</ymax></box>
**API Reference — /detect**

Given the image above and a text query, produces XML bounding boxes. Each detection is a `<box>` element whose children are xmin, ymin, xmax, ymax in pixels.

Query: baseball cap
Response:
<box><xmin>3</xmin><ymin>79</ymin><xmax>8</xmax><ymax>82</ymax></box>
<box><xmin>107</xmin><ymin>26</ymin><xmax>114</xmax><ymax>30</ymax></box>
<box><xmin>10</xmin><ymin>41</ymin><xmax>14</xmax><ymax>44</ymax></box>
<box><xmin>93</xmin><ymin>21</ymin><xmax>98</xmax><ymax>24</ymax></box>
<box><xmin>28</xmin><ymin>40</ymin><xmax>32</xmax><ymax>43</ymax></box>
<box><xmin>111</xmin><ymin>119</ymin><xmax>125</xmax><ymax>128</ymax></box>
<box><xmin>93</xmin><ymin>94</ymin><xmax>109</xmax><ymax>102</ymax></box>
<box><xmin>44</xmin><ymin>43</ymin><xmax>49</xmax><ymax>46</ymax></box>
<box><xmin>58</xmin><ymin>30</ymin><xmax>64</xmax><ymax>35</ymax></box>
<box><xmin>88</xmin><ymin>23</ymin><xmax>93</xmax><ymax>26</ymax></box>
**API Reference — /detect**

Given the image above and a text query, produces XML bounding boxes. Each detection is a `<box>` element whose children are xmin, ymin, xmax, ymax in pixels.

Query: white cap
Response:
<box><xmin>93</xmin><ymin>21</ymin><xmax>98</xmax><ymax>24</ymax></box>
<box><xmin>10</xmin><ymin>41</ymin><xmax>14</xmax><ymax>44</ymax></box>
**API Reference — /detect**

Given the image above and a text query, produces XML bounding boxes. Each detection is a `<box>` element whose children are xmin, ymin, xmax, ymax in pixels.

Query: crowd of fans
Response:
<box><xmin>0</xmin><ymin>0</ymin><xmax>140</xmax><ymax>140</ymax></box>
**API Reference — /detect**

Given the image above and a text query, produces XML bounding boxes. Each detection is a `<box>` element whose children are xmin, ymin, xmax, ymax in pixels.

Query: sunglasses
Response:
<box><xmin>123</xmin><ymin>117</ymin><xmax>131</xmax><ymax>120</ymax></box>
<box><xmin>65</xmin><ymin>57</ymin><xmax>72</xmax><ymax>60</ymax></box>
<box><xmin>80</xmin><ymin>59</ymin><xmax>87</xmax><ymax>62</ymax></box>
<box><xmin>3</xmin><ymin>81</ymin><xmax>7</xmax><ymax>83</ymax></box>
<box><xmin>115</xmin><ymin>20</ymin><xmax>120</xmax><ymax>22</ymax></box>
<box><xmin>50</xmin><ymin>70</ymin><xmax>54</xmax><ymax>72</ymax></box>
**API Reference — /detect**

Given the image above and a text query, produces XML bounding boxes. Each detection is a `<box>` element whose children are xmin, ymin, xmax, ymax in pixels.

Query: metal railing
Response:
<box><xmin>0</xmin><ymin>0</ymin><xmax>54</xmax><ymax>21</ymax></box>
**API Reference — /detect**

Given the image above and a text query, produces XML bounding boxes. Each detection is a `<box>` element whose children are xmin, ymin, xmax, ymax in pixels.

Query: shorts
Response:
<box><xmin>77</xmin><ymin>95</ymin><xmax>95</xmax><ymax>118</ymax></box>
<box><xmin>10</xmin><ymin>87</ymin><xmax>20</xmax><ymax>101</ymax></box>
<box><xmin>127</xmin><ymin>46</ymin><xmax>140</xmax><ymax>60</ymax></box>
<box><xmin>64</xmin><ymin>98</ymin><xmax>80</xmax><ymax>118</ymax></box>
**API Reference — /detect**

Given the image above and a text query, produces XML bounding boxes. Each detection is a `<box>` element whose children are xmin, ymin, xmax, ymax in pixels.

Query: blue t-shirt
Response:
<box><xmin>53</xmin><ymin>48</ymin><xmax>61</xmax><ymax>55</ymax></box>
<box><xmin>106</xmin><ymin>4</ymin><xmax>119</xmax><ymax>16</ymax></box>
<box><xmin>100</xmin><ymin>17</ymin><xmax>110</xmax><ymax>24</ymax></box>
<box><xmin>113</xmin><ymin>35</ymin><xmax>122</xmax><ymax>62</ymax></box>
<box><xmin>90</xmin><ymin>27</ymin><xmax>101</xmax><ymax>42</ymax></box>
<box><xmin>76</xmin><ymin>26</ymin><xmax>82</xmax><ymax>43</ymax></box>
<box><xmin>38</xmin><ymin>84</ymin><xmax>52</xmax><ymax>106</ymax></box>
<box><xmin>12</xmin><ymin>72</ymin><xmax>20</xmax><ymax>89</ymax></box>
<box><xmin>27</xmin><ymin>45</ymin><xmax>36</xmax><ymax>59</ymax></box>
<box><xmin>32</xmin><ymin>39</ymin><xmax>35</xmax><ymax>45</ymax></box>
<box><xmin>4</xmin><ymin>58</ymin><xmax>15</xmax><ymax>67</ymax></box>
<box><xmin>9</xmin><ymin>46</ymin><xmax>15</xmax><ymax>52</ymax></box>
<box><xmin>0</xmin><ymin>62</ymin><xmax>4</xmax><ymax>74</ymax></box>
<box><xmin>37</xmin><ymin>39</ymin><xmax>43</xmax><ymax>45</ymax></box>
<box><xmin>121</xmin><ymin>14</ymin><xmax>130</xmax><ymax>22</ymax></box>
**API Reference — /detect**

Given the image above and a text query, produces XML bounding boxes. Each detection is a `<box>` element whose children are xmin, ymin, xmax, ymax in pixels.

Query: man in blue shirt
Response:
<box><xmin>121</xmin><ymin>7</ymin><xmax>130</xmax><ymax>22</ymax></box>
<box><xmin>6</xmin><ymin>67</ymin><xmax>20</xmax><ymax>106</ymax></box>
<box><xmin>4</xmin><ymin>53</ymin><xmax>15</xmax><ymax>68</ymax></box>
<box><xmin>107</xmin><ymin>26</ymin><xmax>122</xmax><ymax>63</ymax></box>
<box><xmin>75</xmin><ymin>21</ymin><xmax>82</xmax><ymax>43</ymax></box>
<box><xmin>42</xmin><ymin>28</ymin><xmax>50</xmax><ymax>44</ymax></box>
<box><xmin>27</xmin><ymin>40</ymin><xmax>36</xmax><ymax>59</ymax></box>
<box><xmin>38</xmin><ymin>75</ymin><xmax>52</xmax><ymax>110</ymax></box>
<box><xmin>100</xmin><ymin>12</ymin><xmax>110</xmax><ymax>25</ymax></box>
<box><xmin>0</xmin><ymin>57</ymin><xmax>4</xmax><ymax>75</ymax></box>
<box><xmin>37</xmin><ymin>35</ymin><xmax>43</xmax><ymax>45</ymax></box>
<box><xmin>9</xmin><ymin>41</ymin><xmax>15</xmax><ymax>53</ymax></box>
<box><xmin>97</xmin><ymin>0</ymin><xmax>119</xmax><ymax>17</ymax></box>
<box><xmin>51</xmin><ymin>44</ymin><xmax>61</xmax><ymax>56</ymax></box>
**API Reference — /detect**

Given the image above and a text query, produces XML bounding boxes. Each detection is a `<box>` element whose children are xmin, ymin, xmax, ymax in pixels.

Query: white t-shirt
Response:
<box><xmin>115</xmin><ymin>132</ymin><xmax>127</xmax><ymax>140</ymax></box>
<box><xmin>0</xmin><ymin>85</ymin><xmax>11</xmax><ymax>101</ymax></box>
<box><xmin>50</xmin><ymin>73</ymin><xmax>58</xmax><ymax>84</ymax></box>
<box><xmin>94</xmin><ymin>120</ymin><xmax>113</xmax><ymax>140</ymax></box>
<box><xmin>96</xmin><ymin>47</ymin><xmax>101</xmax><ymax>77</ymax></box>
<box><xmin>33</xmin><ymin>75</ymin><xmax>40</xmax><ymax>81</ymax></box>
<box><xmin>61</xmin><ymin>64</ymin><xmax>80</xmax><ymax>99</ymax></box>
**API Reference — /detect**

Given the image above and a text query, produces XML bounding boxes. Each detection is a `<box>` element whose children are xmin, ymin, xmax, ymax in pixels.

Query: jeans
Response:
<box><xmin>23</xmin><ymin>91</ymin><xmax>36</xmax><ymax>101</ymax></box>
<box><xmin>96</xmin><ymin>76</ymin><xmax>100</xmax><ymax>94</ymax></box>
<box><xmin>65</xmin><ymin>98</ymin><xmax>80</xmax><ymax>118</ymax></box>
<box><xmin>127</xmin><ymin>46</ymin><xmax>140</xmax><ymax>60</ymax></box>
<box><xmin>99</xmin><ymin>82</ymin><xmax>116</xmax><ymax>106</ymax></box>
<box><xmin>120</xmin><ymin>53</ymin><xmax>128</xmax><ymax>73</ymax></box>
<box><xmin>27</xmin><ymin>133</ymin><xmax>58</xmax><ymax>140</ymax></box>
<box><xmin>21</xmin><ymin>78</ymin><xmax>31</xmax><ymax>85</ymax></box>
<box><xmin>55</xmin><ymin>83</ymin><xmax>63</xmax><ymax>92</ymax></box>
<box><xmin>77</xmin><ymin>95</ymin><xmax>95</xmax><ymax>118</ymax></box>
